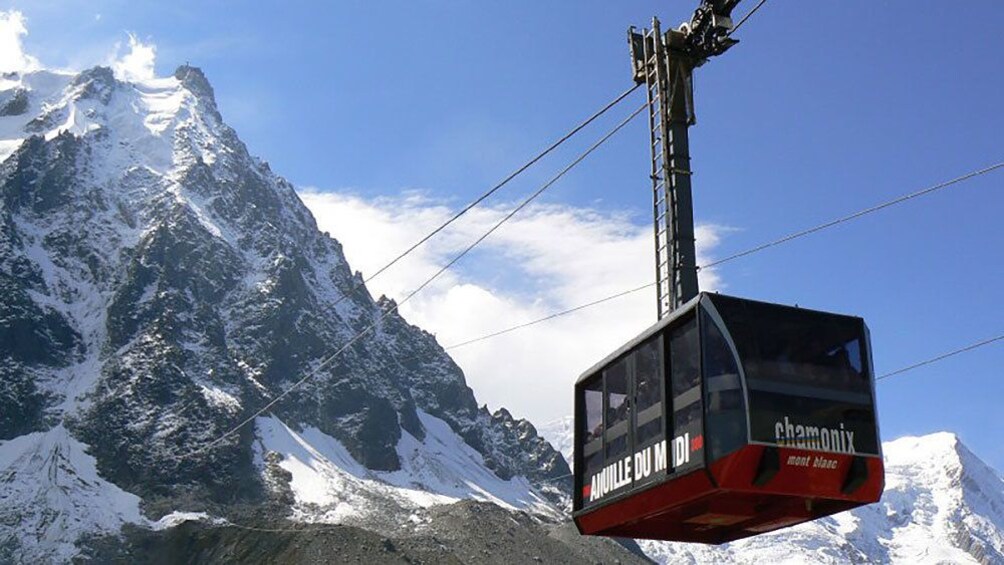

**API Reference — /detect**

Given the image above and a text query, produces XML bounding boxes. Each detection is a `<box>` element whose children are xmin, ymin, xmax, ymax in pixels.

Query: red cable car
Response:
<box><xmin>570</xmin><ymin>0</ymin><xmax>884</xmax><ymax>543</ymax></box>
<box><xmin>572</xmin><ymin>293</ymin><xmax>884</xmax><ymax>543</ymax></box>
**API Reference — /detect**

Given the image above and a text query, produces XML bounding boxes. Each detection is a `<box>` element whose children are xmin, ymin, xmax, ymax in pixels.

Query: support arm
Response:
<box><xmin>629</xmin><ymin>1</ymin><xmax>743</xmax><ymax>318</ymax></box>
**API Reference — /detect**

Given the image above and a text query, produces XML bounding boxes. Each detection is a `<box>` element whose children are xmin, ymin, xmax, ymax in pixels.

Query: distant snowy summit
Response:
<box><xmin>539</xmin><ymin>417</ymin><xmax>1004</xmax><ymax>564</ymax></box>
<box><xmin>0</xmin><ymin>61</ymin><xmax>569</xmax><ymax>562</ymax></box>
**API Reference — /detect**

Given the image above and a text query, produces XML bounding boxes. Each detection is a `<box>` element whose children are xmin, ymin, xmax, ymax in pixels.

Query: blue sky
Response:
<box><xmin>5</xmin><ymin>1</ymin><xmax>1003</xmax><ymax>471</ymax></box>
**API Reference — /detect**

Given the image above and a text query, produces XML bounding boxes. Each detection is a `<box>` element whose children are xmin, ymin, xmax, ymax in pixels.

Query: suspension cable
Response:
<box><xmin>428</xmin><ymin>159</ymin><xmax>1003</xmax><ymax>352</ymax></box>
<box><xmin>730</xmin><ymin>0</ymin><xmax>768</xmax><ymax>35</ymax></box>
<box><xmin>700</xmin><ymin>161</ymin><xmax>1004</xmax><ymax>270</ymax></box>
<box><xmin>189</xmin><ymin>102</ymin><xmax>649</xmax><ymax>457</ymax></box>
<box><xmin>443</xmin><ymin>283</ymin><xmax>655</xmax><ymax>351</ymax></box>
<box><xmin>330</xmin><ymin>84</ymin><xmax>641</xmax><ymax>310</ymax></box>
<box><xmin>877</xmin><ymin>334</ymin><xmax>1004</xmax><ymax>381</ymax></box>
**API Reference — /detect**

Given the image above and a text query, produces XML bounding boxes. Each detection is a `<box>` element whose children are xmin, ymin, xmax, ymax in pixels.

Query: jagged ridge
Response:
<box><xmin>0</xmin><ymin>64</ymin><xmax>568</xmax><ymax>561</ymax></box>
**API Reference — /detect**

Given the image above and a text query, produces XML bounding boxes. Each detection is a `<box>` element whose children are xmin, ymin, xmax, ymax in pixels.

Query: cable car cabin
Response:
<box><xmin>572</xmin><ymin>293</ymin><xmax>884</xmax><ymax>544</ymax></box>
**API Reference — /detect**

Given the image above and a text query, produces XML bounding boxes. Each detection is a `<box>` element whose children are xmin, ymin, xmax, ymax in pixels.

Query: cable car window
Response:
<box><xmin>582</xmin><ymin>376</ymin><xmax>604</xmax><ymax>483</ymax></box>
<box><xmin>604</xmin><ymin>359</ymin><xmax>631</xmax><ymax>463</ymax></box>
<box><xmin>671</xmin><ymin>319</ymin><xmax>699</xmax><ymax>399</ymax></box>
<box><xmin>633</xmin><ymin>336</ymin><xmax>663</xmax><ymax>448</ymax></box>
<box><xmin>709</xmin><ymin>295</ymin><xmax>880</xmax><ymax>456</ymax></box>
<box><xmin>669</xmin><ymin>317</ymin><xmax>702</xmax><ymax>472</ymax></box>
<box><xmin>712</xmin><ymin>296</ymin><xmax>870</xmax><ymax>395</ymax></box>
<box><xmin>584</xmin><ymin>380</ymin><xmax>604</xmax><ymax>443</ymax></box>
<box><xmin>701</xmin><ymin>309</ymin><xmax>747</xmax><ymax>462</ymax></box>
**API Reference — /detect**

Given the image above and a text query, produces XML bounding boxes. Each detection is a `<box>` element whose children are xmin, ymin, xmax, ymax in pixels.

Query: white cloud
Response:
<box><xmin>0</xmin><ymin>10</ymin><xmax>40</xmax><ymax>74</ymax></box>
<box><xmin>110</xmin><ymin>33</ymin><xmax>156</xmax><ymax>82</ymax></box>
<box><xmin>0</xmin><ymin>13</ymin><xmax>156</xmax><ymax>79</ymax></box>
<box><xmin>300</xmin><ymin>189</ymin><xmax>728</xmax><ymax>426</ymax></box>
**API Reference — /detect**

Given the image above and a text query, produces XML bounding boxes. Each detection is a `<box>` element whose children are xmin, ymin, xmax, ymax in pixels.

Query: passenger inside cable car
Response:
<box><xmin>572</xmin><ymin>293</ymin><xmax>883</xmax><ymax>543</ymax></box>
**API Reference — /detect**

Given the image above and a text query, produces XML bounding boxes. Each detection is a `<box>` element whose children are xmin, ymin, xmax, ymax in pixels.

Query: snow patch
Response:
<box><xmin>197</xmin><ymin>384</ymin><xmax>241</xmax><ymax>412</ymax></box>
<box><xmin>381</xmin><ymin>411</ymin><xmax>555</xmax><ymax>513</ymax></box>
<box><xmin>254</xmin><ymin>411</ymin><xmax>560</xmax><ymax>527</ymax></box>
<box><xmin>150</xmin><ymin>511</ymin><xmax>214</xmax><ymax>531</ymax></box>
<box><xmin>538</xmin><ymin>415</ymin><xmax>574</xmax><ymax>466</ymax></box>
<box><xmin>0</xmin><ymin>426</ymin><xmax>144</xmax><ymax>562</ymax></box>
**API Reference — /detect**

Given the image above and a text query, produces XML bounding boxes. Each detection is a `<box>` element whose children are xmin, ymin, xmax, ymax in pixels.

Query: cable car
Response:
<box><xmin>570</xmin><ymin>0</ymin><xmax>884</xmax><ymax>542</ymax></box>
<box><xmin>572</xmin><ymin>292</ymin><xmax>884</xmax><ymax>543</ymax></box>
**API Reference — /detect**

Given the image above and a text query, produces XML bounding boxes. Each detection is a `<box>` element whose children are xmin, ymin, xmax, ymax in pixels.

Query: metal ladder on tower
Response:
<box><xmin>632</xmin><ymin>17</ymin><xmax>700</xmax><ymax>320</ymax></box>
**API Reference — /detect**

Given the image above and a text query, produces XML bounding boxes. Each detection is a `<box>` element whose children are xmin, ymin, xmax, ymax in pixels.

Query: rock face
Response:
<box><xmin>0</xmin><ymin>65</ymin><xmax>568</xmax><ymax>561</ymax></box>
<box><xmin>81</xmin><ymin>502</ymin><xmax>651</xmax><ymax>565</ymax></box>
<box><xmin>541</xmin><ymin>418</ymin><xmax>1004</xmax><ymax>565</ymax></box>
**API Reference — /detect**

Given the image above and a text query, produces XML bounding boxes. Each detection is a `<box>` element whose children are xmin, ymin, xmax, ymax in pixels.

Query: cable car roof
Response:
<box><xmin>575</xmin><ymin>292</ymin><xmax>866</xmax><ymax>386</ymax></box>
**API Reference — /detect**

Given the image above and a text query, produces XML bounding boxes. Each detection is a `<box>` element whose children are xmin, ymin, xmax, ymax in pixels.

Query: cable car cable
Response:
<box><xmin>729</xmin><ymin>0</ymin><xmax>768</xmax><ymax>35</ymax></box>
<box><xmin>442</xmin><ymin>282</ymin><xmax>656</xmax><ymax>351</ymax></box>
<box><xmin>431</xmin><ymin>159</ymin><xmax>1004</xmax><ymax>352</ymax></box>
<box><xmin>700</xmin><ymin>160</ymin><xmax>1004</xmax><ymax>270</ymax></box>
<box><xmin>335</xmin><ymin>159</ymin><xmax>1004</xmax><ymax>391</ymax></box>
<box><xmin>164</xmin><ymin>87</ymin><xmax>642</xmax><ymax>425</ymax></box>
<box><xmin>876</xmin><ymin>334</ymin><xmax>1004</xmax><ymax>381</ymax></box>
<box><xmin>188</xmin><ymin>102</ymin><xmax>650</xmax><ymax>457</ymax></box>
<box><xmin>329</xmin><ymin>84</ymin><xmax>641</xmax><ymax>310</ymax></box>
<box><xmin>214</xmin><ymin>4</ymin><xmax>990</xmax><ymax>530</ymax></box>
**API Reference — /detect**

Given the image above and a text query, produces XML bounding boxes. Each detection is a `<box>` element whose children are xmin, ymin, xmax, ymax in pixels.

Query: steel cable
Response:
<box><xmin>877</xmin><ymin>334</ymin><xmax>1004</xmax><ymax>381</ymax></box>
<box><xmin>189</xmin><ymin>101</ymin><xmax>650</xmax><ymax>456</ymax></box>
<box><xmin>435</xmin><ymin>160</ymin><xmax>1003</xmax><ymax>353</ymax></box>
<box><xmin>730</xmin><ymin>0</ymin><xmax>768</xmax><ymax>35</ymax></box>
<box><xmin>329</xmin><ymin>84</ymin><xmax>641</xmax><ymax>310</ymax></box>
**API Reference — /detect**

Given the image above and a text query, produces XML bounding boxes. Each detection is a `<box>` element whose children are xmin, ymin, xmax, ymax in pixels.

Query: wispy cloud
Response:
<box><xmin>110</xmin><ymin>32</ymin><xmax>156</xmax><ymax>82</ymax></box>
<box><xmin>0</xmin><ymin>10</ymin><xmax>41</xmax><ymax>74</ymax></box>
<box><xmin>299</xmin><ymin>189</ymin><xmax>727</xmax><ymax>425</ymax></box>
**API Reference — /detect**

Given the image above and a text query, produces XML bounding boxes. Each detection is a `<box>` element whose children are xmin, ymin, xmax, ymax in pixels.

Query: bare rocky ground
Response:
<box><xmin>78</xmin><ymin>502</ymin><xmax>652</xmax><ymax>564</ymax></box>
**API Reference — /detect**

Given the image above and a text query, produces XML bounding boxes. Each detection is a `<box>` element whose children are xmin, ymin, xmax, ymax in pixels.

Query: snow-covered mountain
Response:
<box><xmin>541</xmin><ymin>416</ymin><xmax>1004</xmax><ymax>564</ymax></box>
<box><xmin>7</xmin><ymin>56</ymin><xmax>1002</xmax><ymax>565</ymax></box>
<box><xmin>0</xmin><ymin>65</ymin><xmax>575</xmax><ymax>562</ymax></box>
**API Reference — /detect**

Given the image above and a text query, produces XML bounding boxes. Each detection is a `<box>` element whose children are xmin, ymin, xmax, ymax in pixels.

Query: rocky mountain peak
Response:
<box><xmin>174</xmin><ymin>65</ymin><xmax>214</xmax><ymax>99</ymax></box>
<box><xmin>71</xmin><ymin>65</ymin><xmax>116</xmax><ymax>104</ymax></box>
<box><xmin>0</xmin><ymin>86</ymin><xmax>28</xmax><ymax>116</ymax></box>
<box><xmin>173</xmin><ymin>64</ymin><xmax>221</xmax><ymax>121</ymax></box>
<box><xmin>0</xmin><ymin>61</ymin><xmax>571</xmax><ymax>561</ymax></box>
